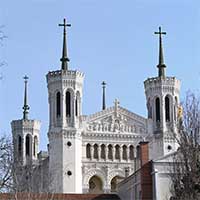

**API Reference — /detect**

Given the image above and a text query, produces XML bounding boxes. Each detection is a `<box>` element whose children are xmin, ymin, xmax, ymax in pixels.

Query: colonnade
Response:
<box><xmin>86</xmin><ymin>143</ymin><xmax>135</xmax><ymax>161</ymax></box>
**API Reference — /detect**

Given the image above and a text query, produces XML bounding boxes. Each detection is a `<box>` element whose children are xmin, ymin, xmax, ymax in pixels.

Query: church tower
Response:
<box><xmin>46</xmin><ymin>19</ymin><xmax>84</xmax><ymax>193</ymax></box>
<box><xmin>144</xmin><ymin>27</ymin><xmax>181</xmax><ymax>159</ymax></box>
<box><xmin>11</xmin><ymin>76</ymin><xmax>41</xmax><ymax>165</ymax></box>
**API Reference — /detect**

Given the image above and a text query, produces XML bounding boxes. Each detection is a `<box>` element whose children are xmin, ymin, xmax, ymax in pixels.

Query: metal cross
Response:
<box><xmin>154</xmin><ymin>26</ymin><xmax>166</xmax><ymax>37</ymax></box>
<box><xmin>102</xmin><ymin>81</ymin><xmax>106</xmax><ymax>87</ymax></box>
<box><xmin>23</xmin><ymin>75</ymin><xmax>29</xmax><ymax>82</ymax></box>
<box><xmin>59</xmin><ymin>18</ymin><xmax>71</xmax><ymax>31</ymax></box>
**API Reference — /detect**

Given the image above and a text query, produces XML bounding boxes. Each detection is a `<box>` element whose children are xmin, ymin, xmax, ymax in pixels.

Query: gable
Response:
<box><xmin>83</xmin><ymin>106</ymin><xmax>148</xmax><ymax>135</ymax></box>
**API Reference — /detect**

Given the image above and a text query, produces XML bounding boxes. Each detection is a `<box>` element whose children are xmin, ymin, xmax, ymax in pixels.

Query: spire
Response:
<box><xmin>102</xmin><ymin>81</ymin><xmax>106</xmax><ymax>110</ymax></box>
<box><xmin>22</xmin><ymin>75</ymin><xmax>30</xmax><ymax>120</ymax></box>
<box><xmin>59</xmin><ymin>18</ymin><xmax>71</xmax><ymax>71</ymax></box>
<box><xmin>154</xmin><ymin>26</ymin><xmax>167</xmax><ymax>78</ymax></box>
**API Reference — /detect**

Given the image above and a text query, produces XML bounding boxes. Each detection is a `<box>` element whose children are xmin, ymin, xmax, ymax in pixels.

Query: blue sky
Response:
<box><xmin>0</xmin><ymin>0</ymin><xmax>200</xmax><ymax>150</ymax></box>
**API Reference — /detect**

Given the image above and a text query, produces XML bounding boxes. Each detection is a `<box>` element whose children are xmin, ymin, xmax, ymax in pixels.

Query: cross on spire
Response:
<box><xmin>23</xmin><ymin>75</ymin><xmax>30</xmax><ymax>120</ymax></box>
<box><xmin>59</xmin><ymin>18</ymin><xmax>71</xmax><ymax>71</ymax></box>
<box><xmin>154</xmin><ymin>26</ymin><xmax>167</xmax><ymax>78</ymax></box>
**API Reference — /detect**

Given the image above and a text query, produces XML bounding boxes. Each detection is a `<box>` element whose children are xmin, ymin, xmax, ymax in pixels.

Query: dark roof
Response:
<box><xmin>0</xmin><ymin>193</ymin><xmax>121</xmax><ymax>200</ymax></box>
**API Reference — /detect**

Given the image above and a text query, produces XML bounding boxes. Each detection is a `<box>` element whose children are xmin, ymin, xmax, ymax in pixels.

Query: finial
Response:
<box><xmin>102</xmin><ymin>81</ymin><xmax>106</xmax><ymax>110</ymax></box>
<box><xmin>59</xmin><ymin>18</ymin><xmax>71</xmax><ymax>71</ymax></box>
<box><xmin>114</xmin><ymin>98</ymin><xmax>120</xmax><ymax>117</ymax></box>
<box><xmin>154</xmin><ymin>26</ymin><xmax>167</xmax><ymax>78</ymax></box>
<box><xmin>23</xmin><ymin>75</ymin><xmax>30</xmax><ymax>120</ymax></box>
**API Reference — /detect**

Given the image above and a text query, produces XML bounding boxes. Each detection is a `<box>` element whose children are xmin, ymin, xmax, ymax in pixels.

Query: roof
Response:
<box><xmin>0</xmin><ymin>193</ymin><xmax>121</xmax><ymax>200</ymax></box>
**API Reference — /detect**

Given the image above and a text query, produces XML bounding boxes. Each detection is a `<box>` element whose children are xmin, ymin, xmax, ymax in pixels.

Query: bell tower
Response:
<box><xmin>11</xmin><ymin>76</ymin><xmax>41</xmax><ymax>166</ymax></box>
<box><xmin>47</xmin><ymin>18</ymin><xmax>84</xmax><ymax>193</ymax></box>
<box><xmin>144</xmin><ymin>27</ymin><xmax>181</xmax><ymax>159</ymax></box>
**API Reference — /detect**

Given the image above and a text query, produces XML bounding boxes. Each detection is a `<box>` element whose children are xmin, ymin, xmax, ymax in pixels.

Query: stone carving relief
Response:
<box><xmin>86</xmin><ymin>112</ymin><xmax>146</xmax><ymax>134</ymax></box>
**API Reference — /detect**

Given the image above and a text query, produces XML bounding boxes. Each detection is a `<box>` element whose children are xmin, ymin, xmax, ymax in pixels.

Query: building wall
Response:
<box><xmin>152</xmin><ymin>161</ymin><xmax>173</xmax><ymax>200</ymax></box>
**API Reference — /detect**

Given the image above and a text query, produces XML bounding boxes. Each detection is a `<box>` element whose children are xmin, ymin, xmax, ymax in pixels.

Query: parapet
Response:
<box><xmin>144</xmin><ymin>76</ymin><xmax>181</xmax><ymax>91</ymax></box>
<box><xmin>46</xmin><ymin>69</ymin><xmax>84</xmax><ymax>84</ymax></box>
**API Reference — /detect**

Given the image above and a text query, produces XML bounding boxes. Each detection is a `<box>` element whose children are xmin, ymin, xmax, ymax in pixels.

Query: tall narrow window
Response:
<box><xmin>25</xmin><ymin>135</ymin><xmax>30</xmax><ymax>156</ymax></box>
<box><xmin>75</xmin><ymin>98</ymin><xmax>78</xmax><ymax>116</ymax></box>
<box><xmin>75</xmin><ymin>91</ymin><xmax>80</xmax><ymax>117</ymax></box>
<box><xmin>18</xmin><ymin>135</ymin><xmax>22</xmax><ymax>156</ymax></box>
<box><xmin>66</xmin><ymin>91</ymin><xmax>71</xmax><ymax>117</ymax></box>
<box><xmin>122</xmin><ymin>145</ymin><xmax>127</xmax><ymax>160</ymax></box>
<box><xmin>129</xmin><ymin>145</ymin><xmax>134</xmax><ymax>160</ymax></box>
<box><xmin>115</xmin><ymin>145</ymin><xmax>120</xmax><ymax>160</ymax></box>
<box><xmin>165</xmin><ymin>96</ymin><xmax>170</xmax><ymax>121</ymax></box>
<box><xmin>86</xmin><ymin>144</ymin><xmax>91</xmax><ymax>159</ymax></box>
<box><xmin>100</xmin><ymin>144</ymin><xmax>105</xmax><ymax>159</ymax></box>
<box><xmin>174</xmin><ymin>96</ymin><xmax>178</xmax><ymax>121</ymax></box>
<box><xmin>108</xmin><ymin>145</ymin><xmax>113</xmax><ymax>160</ymax></box>
<box><xmin>94</xmin><ymin>144</ymin><xmax>98</xmax><ymax>159</ymax></box>
<box><xmin>33</xmin><ymin>136</ymin><xmax>38</xmax><ymax>157</ymax></box>
<box><xmin>56</xmin><ymin>92</ymin><xmax>61</xmax><ymax>117</ymax></box>
<box><xmin>155</xmin><ymin>98</ymin><xmax>160</xmax><ymax>122</ymax></box>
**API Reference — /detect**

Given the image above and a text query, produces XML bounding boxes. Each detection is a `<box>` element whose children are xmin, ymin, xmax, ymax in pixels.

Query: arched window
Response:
<box><xmin>174</xmin><ymin>96</ymin><xmax>178</xmax><ymax>121</ymax></box>
<box><xmin>115</xmin><ymin>145</ymin><xmax>120</xmax><ymax>160</ymax></box>
<box><xmin>122</xmin><ymin>145</ymin><xmax>127</xmax><ymax>160</ymax></box>
<box><xmin>94</xmin><ymin>144</ymin><xmax>98</xmax><ymax>159</ymax></box>
<box><xmin>89</xmin><ymin>176</ymin><xmax>103</xmax><ymax>194</ymax></box>
<box><xmin>129</xmin><ymin>145</ymin><xmax>134</xmax><ymax>160</ymax></box>
<box><xmin>18</xmin><ymin>135</ymin><xmax>22</xmax><ymax>156</ymax></box>
<box><xmin>108</xmin><ymin>145</ymin><xmax>113</xmax><ymax>160</ymax></box>
<box><xmin>66</xmin><ymin>91</ymin><xmax>71</xmax><ymax>117</ymax></box>
<box><xmin>75</xmin><ymin>91</ymin><xmax>80</xmax><ymax>117</ymax></box>
<box><xmin>86</xmin><ymin>144</ymin><xmax>91</xmax><ymax>159</ymax></box>
<box><xmin>155</xmin><ymin>97</ymin><xmax>160</xmax><ymax>122</ymax></box>
<box><xmin>100</xmin><ymin>144</ymin><xmax>105</xmax><ymax>159</ymax></box>
<box><xmin>111</xmin><ymin>176</ymin><xmax>123</xmax><ymax>192</ymax></box>
<box><xmin>147</xmin><ymin>98</ymin><xmax>152</xmax><ymax>119</ymax></box>
<box><xmin>165</xmin><ymin>96</ymin><xmax>170</xmax><ymax>121</ymax></box>
<box><xmin>56</xmin><ymin>92</ymin><xmax>61</xmax><ymax>117</ymax></box>
<box><xmin>25</xmin><ymin>135</ymin><xmax>31</xmax><ymax>156</ymax></box>
<box><xmin>75</xmin><ymin>98</ymin><xmax>78</xmax><ymax>116</ymax></box>
<box><xmin>136</xmin><ymin>145</ymin><xmax>140</xmax><ymax>158</ymax></box>
<box><xmin>33</xmin><ymin>136</ymin><xmax>38</xmax><ymax>157</ymax></box>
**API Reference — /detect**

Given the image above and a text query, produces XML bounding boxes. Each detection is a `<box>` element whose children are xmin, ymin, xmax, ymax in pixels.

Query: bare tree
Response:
<box><xmin>0</xmin><ymin>136</ymin><xmax>13</xmax><ymax>192</ymax></box>
<box><xmin>0</xmin><ymin>135</ymin><xmax>55</xmax><ymax>199</ymax></box>
<box><xmin>0</xmin><ymin>25</ymin><xmax>7</xmax><ymax>80</ymax></box>
<box><xmin>170</xmin><ymin>92</ymin><xmax>200</xmax><ymax>200</ymax></box>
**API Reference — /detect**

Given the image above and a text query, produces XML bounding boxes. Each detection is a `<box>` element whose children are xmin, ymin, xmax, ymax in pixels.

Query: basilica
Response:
<box><xmin>11</xmin><ymin>19</ymin><xmax>180</xmax><ymax>199</ymax></box>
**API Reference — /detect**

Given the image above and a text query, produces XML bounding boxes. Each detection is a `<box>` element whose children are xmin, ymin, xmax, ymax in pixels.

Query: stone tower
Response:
<box><xmin>11</xmin><ymin>76</ymin><xmax>41</xmax><ymax>166</ymax></box>
<box><xmin>144</xmin><ymin>27</ymin><xmax>181</xmax><ymax>159</ymax></box>
<box><xmin>46</xmin><ymin>18</ymin><xmax>84</xmax><ymax>193</ymax></box>
<box><xmin>11</xmin><ymin>77</ymin><xmax>41</xmax><ymax>192</ymax></box>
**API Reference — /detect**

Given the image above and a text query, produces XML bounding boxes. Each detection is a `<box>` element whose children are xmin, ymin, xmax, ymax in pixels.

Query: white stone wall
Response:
<box><xmin>47</xmin><ymin>69</ymin><xmax>84</xmax><ymax>193</ymax></box>
<box><xmin>152</xmin><ymin>160</ymin><xmax>174</xmax><ymax>200</ymax></box>
<box><xmin>11</xmin><ymin>119</ymin><xmax>41</xmax><ymax>165</ymax></box>
<box><xmin>117</xmin><ymin>170</ymin><xmax>141</xmax><ymax>200</ymax></box>
<box><xmin>144</xmin><ymin>76</ymin><xmax>181</xmax><ymax>159</ymax></box>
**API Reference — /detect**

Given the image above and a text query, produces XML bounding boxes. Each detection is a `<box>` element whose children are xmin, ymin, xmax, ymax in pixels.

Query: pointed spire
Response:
<box><xmin>22</xmin><ymin>75</ymin><xmax>30</xmax><ymax>120</ymax></box>
<box><xmin>154</xmin><ymin>26</ymin><xmax>167</xmax><ymax>78</ymax></box>
<box><xmin>102</xmin><ymin>81</ymin><xmax>106</xmax><ymax>110</ymax></box>
<box><xmin>59</xmin><ymin>18</ymin><xmax>71</xmax><ymax>71</ymax></box>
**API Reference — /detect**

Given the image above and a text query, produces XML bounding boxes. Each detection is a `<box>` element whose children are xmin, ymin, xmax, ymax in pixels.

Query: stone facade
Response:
<box><xmin>11</xmin><ymin>23</ymin><xmax>181</xmax><ymax>195</ymax></box>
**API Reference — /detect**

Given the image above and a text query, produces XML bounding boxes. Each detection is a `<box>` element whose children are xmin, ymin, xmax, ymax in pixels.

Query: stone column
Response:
<box><xmin>127</xmin><ymin>146</ymin><xmax>130</xmax><ymax>162</ymax></box>
<box><xmin>112</xmin><ymin>145</ymin><xmax>116</xmax><ymax>161</ymax></box>
<box><xmin>90</xmin><ymin>144</ymin><xmax>94</xmax><ymax>160</ymax></box>
<box><xmin>120</xmin><ymin>145</ymin><xmax>123</xmax><ymax>162</ymax></box>
<box><xmin>105</xmin><ymin>145</ymin><xmax>108</xmax><ymax>161</ymax></box>
<box><xmin>97</xmin><ymin>145</ymin><xmax>101</xmax><ymax>160</ymax></box>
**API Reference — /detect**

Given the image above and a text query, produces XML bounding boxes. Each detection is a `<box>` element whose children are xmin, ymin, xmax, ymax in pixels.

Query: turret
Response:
<box><xmin>11</xmin><ymin>76</ymin><xmax>41</xmax><ymax>165</ymax></box>
<box><xmin>144</xmin><ymin>27</ymin><xmax>180</xmax><ymax>159</ymax></box>
<box><xmin>47</xmin><ymin>18</ymin><xmax>83</xmax><ymax>193</ymax></box>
